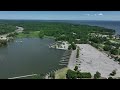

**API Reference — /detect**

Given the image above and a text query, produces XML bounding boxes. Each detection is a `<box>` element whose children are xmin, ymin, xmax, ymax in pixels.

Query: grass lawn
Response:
<box><xmin>55</xmin><ymin>67</ymin><xmax>69</xmax><ymax>79</ymax></box>
<box><xmin>44</xmin><ymin>35</ymin><xmax>55</xmax><ymax>39</ymax></box>
<box><xmin>16</xmin><ymin>31</ymin><xmax>55</xmax><ymax>39</ymax></box>
<box><xmin>29</xmin><ymin>31</ymin><xmax>40</xmax><ymax>37</ymax></box>
<box><xmin>16</xmin><ymin>33</ymin><xmax>27</xmax><ymax>38</ymax></box>
<box><xmin>16</xmin><ymin>31</ymin><xmax>40</xmax><ymax>38</ymax></box>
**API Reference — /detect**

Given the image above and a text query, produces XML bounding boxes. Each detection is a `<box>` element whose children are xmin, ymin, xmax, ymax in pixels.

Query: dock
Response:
<box><xmin>8</xmin><ymin>74</ymin><xmax>38</xmax><ymax>79</ymax></box>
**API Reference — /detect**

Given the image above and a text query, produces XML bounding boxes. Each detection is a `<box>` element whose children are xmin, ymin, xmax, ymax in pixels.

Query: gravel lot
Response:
<box><xmin>68</xmin><ymin>44</ymin><xmax>120</xmax><ymax>78</ymax></box>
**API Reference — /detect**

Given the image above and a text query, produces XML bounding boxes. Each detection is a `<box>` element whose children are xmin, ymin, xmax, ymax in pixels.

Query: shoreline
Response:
<box><xmin>49</xmin><ymin>41</ymin><xmax>69</xmax><ymax>50</ymax></box>
<box><xmin>0</xmin><ymin>26</ymin><xmax>24</xmax><ymax>41</ymax></box>
<box><xmin>45</xmin><ymin>42</ymin><xmax>72</xmax><ymax>79</ymax></box>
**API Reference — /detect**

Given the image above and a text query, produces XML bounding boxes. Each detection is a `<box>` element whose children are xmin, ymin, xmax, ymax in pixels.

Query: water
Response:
<box><xmin>0</xmin><ymin>38</ymin><xmax>65</xmax><ymax>79</ymax></box>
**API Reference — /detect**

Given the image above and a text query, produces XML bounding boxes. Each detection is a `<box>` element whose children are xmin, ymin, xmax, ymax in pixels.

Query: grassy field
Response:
<box><xmin>16</xmin><ymin>31</ymin><xmax>40</xmax><ymax>38</ymax></box>
<box><xmin>44</xmin><ymin>35</ymin><xmax>55</xmax><ymax>39</ymax></box>
<box><xmin>16</xmin><ymin>31</ymin><xmax>55</xmax><ymax>39</ymax></box>
<box><xmin>55</xmin><ymin>67</ymin><xmax>69</xmax><ymax>79</ymax></box>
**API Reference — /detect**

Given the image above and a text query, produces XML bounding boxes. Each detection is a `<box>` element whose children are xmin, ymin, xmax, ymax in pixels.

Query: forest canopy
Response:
<box><xmin>0</xmin><ymin>20</ymin><xmax>115</xmax><ymax>43</ymax></box>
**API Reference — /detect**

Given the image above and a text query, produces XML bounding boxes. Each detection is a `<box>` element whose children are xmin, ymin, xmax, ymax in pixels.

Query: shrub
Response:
<box><xmin>80</xmin><ymin>72</ymin><xmax>92</xmax><ymax>78</ymax></box>
<box><xmin>0</xmin><ymin>40</ymin><xmax>7</xmax><ymax>46</ymax></box>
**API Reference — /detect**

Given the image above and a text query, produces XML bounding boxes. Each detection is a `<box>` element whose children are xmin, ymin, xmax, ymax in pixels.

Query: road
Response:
<box><xmin>67</xmin><ymin>49</ymin><xmax>77</xmax><ymax>70</ymax></box>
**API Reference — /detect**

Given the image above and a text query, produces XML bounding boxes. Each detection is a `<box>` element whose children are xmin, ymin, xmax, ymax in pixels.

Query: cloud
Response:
<box><xmin>98</xmin><ymin>13</ymin><xmax>103</xmax><ymax>16</ymax></box>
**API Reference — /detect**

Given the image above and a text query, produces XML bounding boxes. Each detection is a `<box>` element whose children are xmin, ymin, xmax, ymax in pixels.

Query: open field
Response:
<box><xmin>16</xmin><ymin>31</ymin><xmax>40</xmax><ymax>38</ymax></box>
<box><xmin>16</xmin><ymin>31</ymin><xmax>55</xmax><ymax>39</ymax></box>
<box><xmin>55</xmin><ymin>67</ymin><xmax>68</xmax><ymax>79</ymax></box>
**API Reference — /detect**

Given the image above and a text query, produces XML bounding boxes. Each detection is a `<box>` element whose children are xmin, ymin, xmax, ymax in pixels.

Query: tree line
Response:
<box><xmin>2</xmin><ymin>21</ymin><xmax>115</xmax><ymax>43</ymax></box>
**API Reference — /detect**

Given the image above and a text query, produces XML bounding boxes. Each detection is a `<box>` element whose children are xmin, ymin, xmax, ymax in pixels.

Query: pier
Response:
<box><xmin>8</xmin><ymin>74</ymin><xmax>38</xmax><ymax>79</ymax></box>
<box><xmin>59</xmin><ymin>50</ymin><xmax>72</xmax><ymax>66</ymax></box>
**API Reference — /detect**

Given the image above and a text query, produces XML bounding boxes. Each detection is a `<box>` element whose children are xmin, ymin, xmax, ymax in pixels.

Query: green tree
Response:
<box><xmin>108</xmin><ymin>77</ymin><xmax>113</xmax><ymax>79</ymax></box>
<box><xmin>94</xmin><ymin>71</ymin><xmax>101</xmax><ymax>79</ymax></box>
<box><xmin>50</xmin><ymin>72</ymin><xmax>55</xmax><ymax>79</ymax></box>
<box><xmin>39</xmin><ymin>31</ymin><xmax>44</xmax><ymax>39</ymax></box>
<box><xmin>103</xmin><ymin>45</ymin><xmax>111</xmax><ymax>51</ymax></box>
<box><xmin>68</xmin><ymin>45</ymin><xmax>72</xmax><ymax>50</ymax></box>
<box><xmin>80</xmin><ymin>72</ymin><xmax>92</xmax><ymax>78</ymax></box>
<box><xmin>71</xmin><ymin>43</ymin><xmax>76</xmax><ymax>50</ymax></box>
<box><xmin>110</xmin><ymin>49</ymin><xmax>118</xmax><ymax>55</ymax></box>
<box><xmin>76</xmin><ymin>48</ymin><xmax>79</xmax><ymax>58</ymax></box>
<box><xmin>104</xmin><ymin>41</ymin><xmax>111</xmax><ymax>45</ymax></box>
<box><xmin>0</xmin><ymin>40</ymin><xmax>7</xmax><ymax>46</ymax></box>
<box><xmin>117</xmin><ymin>58</ymin><xmax>120</xmax><ymax>62</ymax></box>
<box><xmin>74</xmin><ymin>66</ymin><xmax>78</xmax><ymax>71</ymax></box>
<box><xmin>68</xmin><ymin>43</ymin><xmax>76</xmax><ymax>50</ymax></box>
<box><xmin>110</xmin><ymin>70</ymin><xmax>116</xmax><ymax>76</ymax></box>
<box><xmin>66</xmin><ymin>69</ymin><xmax>77</xmax><ymax>79</ymax></box>
<box><xmin>76</xmin><ymin>71</ymin><xmax>92</xmax><ymax>78</ymax></box>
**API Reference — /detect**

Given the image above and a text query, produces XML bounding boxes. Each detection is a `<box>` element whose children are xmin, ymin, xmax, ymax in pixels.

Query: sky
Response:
<box><xmin>0</xmin><ymin>11</ymin><xmax>120</xmax><ymax>20</ymax></box>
